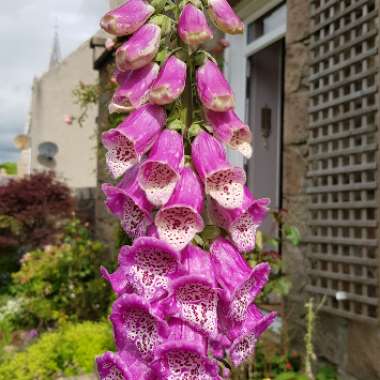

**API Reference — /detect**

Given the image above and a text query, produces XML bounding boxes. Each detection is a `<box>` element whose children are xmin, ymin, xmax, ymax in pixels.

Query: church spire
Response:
<box><xmin>49</xmin><ymin>23</ymin><xmax>62</xmax><ymax>69</ymax></box>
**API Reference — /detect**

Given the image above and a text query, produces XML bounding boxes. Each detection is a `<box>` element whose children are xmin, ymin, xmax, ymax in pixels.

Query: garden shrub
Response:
<box><xmin>0</xmin><ymin>171</ymin><xmax>74</xmax><ymax>251</ymax></box>
<box><xmin>11</xmin><ymin>219</ymin><xmax>113</xmax><ymax>328</ymax></box>
<box><xmin>0</xmin><ymin>321</ymin><xmax>113</xmax><ymax>379</ymax></box>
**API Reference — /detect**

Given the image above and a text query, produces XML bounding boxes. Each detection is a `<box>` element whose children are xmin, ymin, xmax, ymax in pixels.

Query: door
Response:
<box><xmin>247</xmin><ymin>39</ymin><xmax>284</xmax><ymax>234</ymax></box>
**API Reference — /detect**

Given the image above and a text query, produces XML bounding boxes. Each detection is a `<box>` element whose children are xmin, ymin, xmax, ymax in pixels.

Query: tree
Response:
<box><xmin>0</xmin><ymin>172</ymin><xmax>74</xmax><ymax>251</ymax></box>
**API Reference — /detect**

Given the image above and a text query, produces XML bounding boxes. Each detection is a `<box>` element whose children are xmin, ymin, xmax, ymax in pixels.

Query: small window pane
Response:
<box><xmin>247</xmin><ymin>4</ymin><xmax>287</xmax><ymax>44</ymax></box>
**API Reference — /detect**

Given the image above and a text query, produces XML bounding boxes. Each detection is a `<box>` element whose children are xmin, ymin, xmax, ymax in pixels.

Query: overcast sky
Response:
<box><xmin>0</xmin><ymin>0</ymin><xmax>108</xmax><ymax>163</ymax></box>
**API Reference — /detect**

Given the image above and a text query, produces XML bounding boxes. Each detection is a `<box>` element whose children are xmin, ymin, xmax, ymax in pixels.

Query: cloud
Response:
<box><xmin>0</xmin><ymin>0</ymin><xmax>108</xmax><ymax>163</ymax></box>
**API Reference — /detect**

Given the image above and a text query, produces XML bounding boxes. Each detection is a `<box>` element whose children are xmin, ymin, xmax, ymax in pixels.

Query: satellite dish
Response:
<box><xmin>14</xmin><ymin>134</ymin><xmax>30</xmax><ymax>150</ymax></box>
<box><xmin>37</xmin><ymin>142</ymin><xmax>58</xmax><ymax>168</ymax></box>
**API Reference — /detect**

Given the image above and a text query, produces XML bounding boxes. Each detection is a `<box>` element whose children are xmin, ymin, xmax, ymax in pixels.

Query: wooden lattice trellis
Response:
<box><xmin>307</xmin><ymin>0</ymin><xmax>380</xmax><ymax>322</ymax></box>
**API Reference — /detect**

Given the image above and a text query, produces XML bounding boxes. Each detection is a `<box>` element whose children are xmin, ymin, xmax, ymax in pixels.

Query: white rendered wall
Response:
<box><xmin>29</xmin><ymin>40</ymin><xmax>98</xmax><ymax>189</ymax></box>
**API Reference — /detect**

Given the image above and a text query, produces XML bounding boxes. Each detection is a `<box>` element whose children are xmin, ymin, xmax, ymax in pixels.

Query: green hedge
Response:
<box><xmin>0</xmin><ymin>321</ymin><xmax>113</xmax><ymax>380</ymax></box>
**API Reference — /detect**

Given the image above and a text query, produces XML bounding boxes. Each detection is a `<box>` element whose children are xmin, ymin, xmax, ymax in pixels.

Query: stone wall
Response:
<box><xmin>282</xmin><ymin>0</ymin><xmax>310</xmax><ymax>341</ymax></box>
<box><xmin>93</xmin><ymin>50</ymin><xmax>119</xmax><ymax>246</ymax></box>
<box><xmin>283</xmin><ymin>2</ymin><xmax>380</xmax><ymax>379</ymax></box>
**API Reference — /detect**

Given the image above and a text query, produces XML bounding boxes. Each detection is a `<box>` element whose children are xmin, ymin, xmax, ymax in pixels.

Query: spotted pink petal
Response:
<box><xmin>100</xmin><ymin>265</ymin><xmax>134</xmax><ymax>296</ymax></box>
<box><xmin>209</xmin><ymin>186</ymin><xmax>270</xmax><ymax>252</ymax></box>
<box><xmin>154</xmin><ymin>245</ymin><xmax>218</xmax><ymax>337</ymax></box>
<box><xmin>138</xmin><ymin>130</ymin><xmax>184</xmax><ymax>207</ymax></box>
<box><xmin>119</xmin><ymin>237</ymin><xmax>181</xmax><ymax>301</ymax></box>
<box><xmin>228</xmin><ymin>306</ymin><xmax>277</xmax><ymax>366</ymax></box>
<box><xmin>208</xmin><ymin>0</ymin><xmax>244</xmax><ymax>35</ymax></box>
<box><xmin>155</xmin><ymin>167</ymin><xmax>204</xmax><ymax>250</ymax></box>
<box><xmin>153</xmin><ymin>319</ymin><xmax>220</xmax><ymax>380</ymax></box>
<box><xmin>150</xmin><ymin>55</ymin><xmax>187</xmax><ymax>105</ymax></box>
<box><xmin>102</xmin><ymin>104</ymin><xmax>166</xmax><ymax>178</ymax></box>
<box><xmin>192</xmin><ymin>131</ymin><xmax>246</xmax><ymax>209</ymax></box>
<box><xmin>110</xmin><ymin>294</ymin><xmax>168</xmax><ymax>360</ymax></box>
<box><xmin>196</xmin><ymin>60</ymin><xmax>234</xmax><ymax>112</ymax></box>
<box><xmin>116</xmin><ymin>24</ymin><xmax>161</xmax><ymax>71</ymax></box>
<box><xmin>96</xmin><ymin>350</ymin><xmax>154</xmax><ymax>380</ymax></box>
<box><xmin>210</xmin><ymin>238</ymin><xmax>271</xmax><ymax>322</ymax></box>
<box><xmin>178</xmin><ymin>4</ymin><xmax>213</xmax><ymax>46</ymax></box>
<box><xmin>109</xmin><ymin>63</ymin><xmax>159</xmax><ymax>114</ymax></box>
<box><xmin>206</xmin><ymin>109</ymin><xmax>252</xmax><ymax>158</ymax></box>
<box><xmin>101</xmin><ymin>166</ymin><xmax>153</xmax><ymax>238</ymax></box>
<box><xmin>100</xmin><ymin>0</ymin><xmax>155</xmax><ymax>36</ymax></box>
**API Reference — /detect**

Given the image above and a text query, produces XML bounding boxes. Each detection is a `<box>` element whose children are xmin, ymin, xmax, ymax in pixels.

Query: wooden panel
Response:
<box><xmin>308</xmin><ymin>0</ymin><xmax>379</xmax><ymax>322</ymax></box>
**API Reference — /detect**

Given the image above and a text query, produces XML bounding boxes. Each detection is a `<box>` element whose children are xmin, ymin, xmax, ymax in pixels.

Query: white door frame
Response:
<box><xmin>224</xmin><ymin>0</ymin><xmax>287</xmax><ymax>168</ymax></box>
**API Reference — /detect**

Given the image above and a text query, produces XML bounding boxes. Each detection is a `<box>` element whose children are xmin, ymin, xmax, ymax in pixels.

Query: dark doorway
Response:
<box><xmin>247</xmin><ymin>39</ymin><xmax>285</xmax><ymax>235</ymax></box>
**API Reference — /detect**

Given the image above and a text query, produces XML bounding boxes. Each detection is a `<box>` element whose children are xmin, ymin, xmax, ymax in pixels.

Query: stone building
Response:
<box><xmin>92</xmin><ymin>1</ymin><xmax>380</xmax><ymax>379</ymax></box>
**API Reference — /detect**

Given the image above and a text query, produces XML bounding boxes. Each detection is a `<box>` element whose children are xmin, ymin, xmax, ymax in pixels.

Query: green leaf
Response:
<box><xmin>284</xmin><ymin>225</ymin><xmax>301</xmax><ymax>246</ymax></box>
<box><xmin>167</xmin><ymin>119</ymin><xmax>185</xmax><ymax>132</ymax></box>
<box><xmin>150</xmin><ymin>14</ymin><xmax>173</xmax><ymax>36</ymax></box>
<box><xmin>155</xmin><ymin>48</ymin><xmax>170</xmax><ymax>64</ymax></box>
<box><xmin>188</xmin><ymin>123</ymin><xmax>202</xmax><ymax>139</ymax></box>
<box><xmin>151</xmin><ymin>0</ymin><xmax>167</xmax><ymax>12</ymax></box>
<box><xmin>200</xmin><ymin>225</ymin><xmax>222</xmax><ymax>241</ymax></box>
<box><xmin>192</xmin><ymin>234</ymin><xmax>205</xmax><ymax>247</ymax></box>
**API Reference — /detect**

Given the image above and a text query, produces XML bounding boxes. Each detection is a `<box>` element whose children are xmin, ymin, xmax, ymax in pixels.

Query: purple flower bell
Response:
<box><xmin>197</xmin><ymin>60</ymin><xmax>234</xmax><ymax>112</ymax></box>
<box><xmin>192</xmin><ymin>131</ymin><xmax>246</xmax><ymax>209</ymax></box>
<box><xmin>96</xmin><ymin>350</ymin><xmax>155</xmax><ymax>380</ymax></box>
<box><xmin>102</xmin><ymin>104</ymin><xmax>166</xmax><ymax>178</ymax></box>
<box><xmin>110</xmin><ymin>294</ymin><xmax>169</xmax><ymax>361</ymax></box>
<box><xmin>102</xmin><ymin>166</ymin><xmax>153</xmax><ymax>238</ymax></box>
<box><xmin>155</xmin><ymin>167</ymin><xmax>204</xmax><ymax>250</ymax></box>
<box><xmin>153</xmin><ymin>319</ymin><xmax>220</xmax><ymax>380</ymax></box>
<box><xmin>210</xmin><ymin>238</ymin><xmax>271</xmax><ymax>322</ymax></box>
<box><xmin>209</xmin><ymin>186</ymin><xmax>270</xmax><ymax>253</ymax></box>
<box><xmin>156</xmin><ymin>244</ymin><xmax>219</xmax><ymax>337</ymax></box>
<box><xmin>150</xmin><ymin>55</ymin><xmax>187</xmax><ymax>105</ymax></box>
<box><xmin>101</xmin><ymin>237</ymin><xmax>180</xmax><ymax>301</ymax></box>
<box><xmin>206</xmin><ymin>109</ymin><xmax>253</xmax><ymax>159</ymax></box>
<box><xmin>227</xmin><ymin>305</ymin><xmax>277</xmax><ymax>366</ymax></box>
<box><xmin>109</xmin><ymin>63</ymin><xmax>159</xmax><ymax>114</ymax></box>
<box><xmin>100</xmin><ymin>0</ymin><xmax>155</xmax><ymax>36</ymax></box>
<box><xmin>138</xmin><ymin>130</ymin><xmax>184</xmax><ymax>207</ymax></box>
<box><xmin>178</xmin><ymin>4</ymin><xmax>213</xmax><ymax>47</ymax></box>
<box><xmin>116</xmin><ymin>24</ymin><xmax>161</xmax><ymax>71</ymax></box>
<box><xmin>120</xmin><ymin>237</ymin><xmax>181</xmax><ymax>302</ymax></box>
<box><xmin>208</xmin><ymin>0</ymin><xmax>244</xmax><ymax>35</ymax></box>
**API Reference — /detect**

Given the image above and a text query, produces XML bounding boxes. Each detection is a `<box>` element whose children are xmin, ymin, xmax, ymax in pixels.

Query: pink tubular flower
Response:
<box><xmin>206</xmin><ymin>109</ymin><xmax>253</xmax><ymax>159</ymax></box>
<box><xmin>101</xmin><ymin>166</ymin><xmax>153</xmax><ymax>238</ymax></box>
<box><xmin>96</xmin><ymin>350</ymin><xmax>154</xmax><ymax>380</ymax></box>
<box><xmin>110</xmin><ymin>294</ymin><xmax>168</xmax><ymax>360</ymax></box>
<box><xmin>149</xmin><ymin>56</ymin><xmax>187</xmax><ymax>105</ymax></box>
<box><xmin>116</xmin><ymin>24</ymin><xmax>161</xmax><ymax>71</ymax></box>
<box><xmin>153</xmin><ymin>319</ymin><xmax>220</xmax><ymax>380</ymax></box>
<box><xmin>138</xmin><ymin>130</ymin><xmax>184</xmax><ymax>207</ymax></box>
<box><xmin>102</xmin><ymin>104</ymin><xmax>166</xmax><ymax>178</ymax></box>
<box><xmin>120</xmin><ymin>237</ymin><xmax>181</xmax><ymax>301</ymax></box>
<box><xmin>197</xmin><ymin>60</ymin><xmax>234</xmax><ymax>112</ymax></box>
<box><xmin>208</xmin><ymin>0</ymin><xmax>244</xmax><ymax>35</ymax></box>
<box><xmin>209</xmin><ymin>186</ymin><xmax>270</xmax><ymax>252</ymax></box>
<box><xmin>155</xmin><ymin>167</ymin><xmax>204</xmax><ymax>250</ymax></box>
<box><xmin>210</xmin><ymin>237</ymin><xmax>271</xmax><ymax>322</ymax></box>
<box><xmin>192</xmin><ymin>131</ymin><xmax>246</xmax><ymax>209</ymax></box>
<box><xmin>227</xmin><ymin>305</ymin><xmax>277</xmax><ymax>366</ymax></box>
<box><xmin>156</xmin><ymin>245</ymin><xmax>219</xmax><ymax>337</ymax></box>
<box><xmin>178</xmin><ymin>4</ymin><xmax>213</xmax><ymax>46</ymax></box>
<box><xmin>100</xmin><ymin>0</ymin><xmax>155</xmax><ymax>36</ymax></box>
<box><xmin>109</xmin><ymin>63</ymin><xmax>159</xmax><ymax>114</ymax></box>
